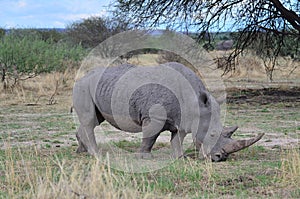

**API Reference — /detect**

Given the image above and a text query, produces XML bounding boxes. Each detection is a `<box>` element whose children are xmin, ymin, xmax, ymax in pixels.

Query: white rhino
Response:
<box><xmin>73</xmin><ymin>62</ymin><xmax>263</xmax><ymax>161</ymax></box>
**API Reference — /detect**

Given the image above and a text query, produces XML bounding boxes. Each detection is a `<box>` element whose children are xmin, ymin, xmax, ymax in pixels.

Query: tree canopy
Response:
<box><xmin>115</xmin><ymin>0</ymin><xmax>299</xmax><ymax>35</ymax></box>
<box><xmin>66</xmin><ymin>16</ymin><xmax>130</xmax><ymax>48</ymax></box>
<box><xmin>114</xmin><ymin>0</ymin><xmax>300</xmax><ymax>79</ymax></box>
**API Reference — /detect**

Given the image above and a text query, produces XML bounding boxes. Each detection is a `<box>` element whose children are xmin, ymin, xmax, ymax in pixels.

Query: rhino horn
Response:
<box><xmin>223</xmin><ymin>133</ymin><xmax>264</xmax><ymax>154</ymax></box>
<box><xmin>222</xmin><ymin>126</ymin><xmax>238</xmax><ymax>138</ymax></box>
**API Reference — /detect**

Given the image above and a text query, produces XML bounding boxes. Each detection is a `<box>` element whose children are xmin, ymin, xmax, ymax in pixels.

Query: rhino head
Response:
<box><xmin>194</xmin><ymin>92</ymin><xmax>264</xmax><ymax>162</ymax></box>
<box><xmin>209</xmin><ymin>126</ymin><xmax>264</xmax><ymax>162</ymax></box>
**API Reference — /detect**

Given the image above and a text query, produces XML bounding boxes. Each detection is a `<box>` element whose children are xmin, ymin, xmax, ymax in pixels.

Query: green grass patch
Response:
<box><xmin>52</xmin><ymin>140</ymin><xmax>64</xmax><ymax>144</ymax></box>
<box><xmin>112</xmin><ymin>140</ymin><xmax>140</xmax><ymax>152</ymax></box>
<box><xmin>260</xmin><ymin>108</ymin><xmax>270</xmax><ymax>112</ymax></box>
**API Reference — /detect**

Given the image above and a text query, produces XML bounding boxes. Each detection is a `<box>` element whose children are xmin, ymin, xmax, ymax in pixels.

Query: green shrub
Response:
<box><xmin>0</xmin><ymin>28</ymin><xmax>5</xmax><ymax>38</ymax></box>
<box><xmin>66</xmin><ymin>16</ymin><xmax>130</xmax><ymax>48</ymax></box>
<box><xmin>0</xmin><ymin>30</ymin><xmax>87</xmax><ymax>88</ymax></box>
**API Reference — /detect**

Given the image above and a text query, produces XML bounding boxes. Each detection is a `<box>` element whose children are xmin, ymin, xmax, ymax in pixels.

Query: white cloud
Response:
<box><xmin>64</xmin><ymin>0</ymin><xmax>111</xmax><ymax>13</ymax></box>
<box><xmin>20</xmin><ymin>15</ymin><xmax>34</xmax><ymax>19</ymax></box>
<box><xmin>60</xmin><ymin>10</ymin><xmax>107</xmax><ymax>21</ymax></box>
<box><xmin>16</xmin><ymin>0</ymin><xmax>27</xmax><ymax>8</ymax></box>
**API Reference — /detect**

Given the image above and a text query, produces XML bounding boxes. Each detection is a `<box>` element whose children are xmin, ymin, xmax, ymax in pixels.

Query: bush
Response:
<box><xmin>0</xmin><ymin>28</ymin><xmax>5</xmax><ymax>38</ymax></box>
<box><xmin>66</xmin><ymin>16</ymin><xmax>130</xmax><ymax>48</ymax></box>
<box><xmin>0</xmin><ymin>31</ymin><xmax>87</xmax><ymax>88</ymax></box>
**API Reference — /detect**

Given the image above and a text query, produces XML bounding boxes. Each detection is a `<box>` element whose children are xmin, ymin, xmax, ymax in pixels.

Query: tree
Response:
<box><xmin>0</xmin><ymin>30</ymin><xmax>86</xmax><ymax>89</ymax></box>
<box><xmin>66</xmin><ymin>16</ymin><xmax>130</xmax><ymax>48</ymax></box>
<box><xmin>114</xmin><ymin>0</ymin><xmax>300</xmax><ymax>80</ymax></box>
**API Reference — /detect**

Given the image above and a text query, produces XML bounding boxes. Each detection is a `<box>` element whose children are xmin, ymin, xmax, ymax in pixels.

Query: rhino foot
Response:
<box><xmin>135</xmin><ymin>152</ymin><xmax>153</xmax><ymax>159</ymax></box>
<box><xmin>76</xmin><ymin>144</ymin><xmax>88</xmax><ymax>153</ymax></box>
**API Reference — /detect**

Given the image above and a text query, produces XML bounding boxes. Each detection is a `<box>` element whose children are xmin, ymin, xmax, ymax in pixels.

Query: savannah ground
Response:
<box><xmin>0</xmin><ymin>54</ymin><xmax>299</xmax><ymax>198</ymax></box>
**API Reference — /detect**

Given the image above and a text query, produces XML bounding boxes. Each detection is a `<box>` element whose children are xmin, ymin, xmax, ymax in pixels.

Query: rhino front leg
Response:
<box><xmin>171</xmin><ymin>130</ymin><xmax>187</xmax><ymax>158</ymax></box>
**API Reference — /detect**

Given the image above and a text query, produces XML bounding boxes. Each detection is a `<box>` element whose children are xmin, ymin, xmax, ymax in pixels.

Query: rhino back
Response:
<box><xmin>164</xmin><ymin>62</ymin><xmax>207</xmax><ymax>93</ymax></box>
<box><xmin>94</xmin><ymin>63</ymin><xmax>207</xmax><ymax>132</ymax></box>
<box><xmin>95</xmin><ymin>64</ymin><xmax>135</xmax><ymax>114</ymax></box>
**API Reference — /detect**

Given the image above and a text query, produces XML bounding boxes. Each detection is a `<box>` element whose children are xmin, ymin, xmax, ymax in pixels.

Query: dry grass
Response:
<box><xmin>209</xmin><ymin>50</ymin><xmax>300</xmax><ymax>81</ymax></box>
<box><xmin>0</xmin><ymin>68</ymin><xmax>76</xmax><ymax>106</ymax></box>
<box><xmin>32</xmin><ymin>161</ymin><xmax>144</xmax><ymax>199</ymax></box>
<box><xmin>280</xmin><ymin>148</ymin><xmax>300</xmax><ymax>189</ymax></box>
<box><xmin>129</xmin><ymin>54</ymin><xmax>160</xmax><ymax>66</ymax></box>
<box><xmin>1</xmin><ymin>146</ymin><xmax>156</xmax><ymax>199</ymax></box>
<box><xmin>2</xmin><ymin>143</ymin><xmax>299</xmax><ymax>198</ymax></box>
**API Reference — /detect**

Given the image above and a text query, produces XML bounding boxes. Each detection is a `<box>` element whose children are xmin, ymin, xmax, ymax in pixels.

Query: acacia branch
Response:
<box><xmin>268</xmin><ymin>0</ymin><xmax>300</xmax><ymax>32</ymax></box>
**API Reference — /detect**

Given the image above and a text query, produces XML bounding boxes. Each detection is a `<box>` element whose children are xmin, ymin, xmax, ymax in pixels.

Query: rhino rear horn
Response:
<box><xmin>222</xmin><ymin>126</ymin><xmax>238</xmax><ymax>138</ymax></box>
<box><xmin>223</xmin><ymin>133</ymin><xmax>264</xmax><ymax>154</ymax></box>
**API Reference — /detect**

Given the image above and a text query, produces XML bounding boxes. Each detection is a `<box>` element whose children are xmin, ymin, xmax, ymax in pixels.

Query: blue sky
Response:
<box><xmin>0</xmin><ymin>0</ymin><xmax>111</xmax><ymax>28</ymax></box>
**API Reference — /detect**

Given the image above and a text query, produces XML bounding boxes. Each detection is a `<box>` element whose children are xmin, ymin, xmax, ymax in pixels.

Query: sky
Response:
<box><xmin>0</xmin><ymin>0</ymin><xmax>111</xmax><ymax>28</ymax></box>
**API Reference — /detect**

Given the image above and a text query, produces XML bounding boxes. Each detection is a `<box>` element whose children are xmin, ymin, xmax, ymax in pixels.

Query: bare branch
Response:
<box><xmin>114</xmin><ymin>0</ymin><xmax>300</xmax><ymax>80</ymax></box>
<box><xmin>268</xmin><ymin>0</ymin><xmax>300</xmax><ymax>32</ymax></box>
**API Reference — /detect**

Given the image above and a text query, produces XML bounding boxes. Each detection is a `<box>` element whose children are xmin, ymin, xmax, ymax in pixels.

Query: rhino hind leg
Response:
<box><xmin>76</xmin><ymin>129</ymin><xmax>88</xmax><ymax>153</ymax></box>
<box><xmin>135</xmin><ymin>118</ymin><xmax>164</xmax><ymax>159</ymax></box>
<box><xmin>76</xmin><ymin>123</ymin><xmax>98</xmax><ymax>155</ymax></box>
<box><xmin>75</xmin><ymin>102</ymin><xmax>104</xmax><ymax>155</ymax></box>
<box><xmin>136</xmin><ymin>132</ymin><xmax>160</xmax><ymax>159</ymax></box>
<box><xmin>76</xmin><ymin>108</ymin><xmax>104</xmax><ymax>154</ymax></box>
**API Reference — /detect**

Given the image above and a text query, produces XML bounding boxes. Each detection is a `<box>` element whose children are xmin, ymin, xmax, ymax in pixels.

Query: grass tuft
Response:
<box><xmin>280</xmin><ymin>148</ymin><xmax>300</xmax><ymax>192</ymax></box>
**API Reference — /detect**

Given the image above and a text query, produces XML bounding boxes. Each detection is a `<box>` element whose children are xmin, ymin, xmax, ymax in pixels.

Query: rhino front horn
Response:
<box><xmin>223</xmin><ymin>133</ymin><xmax>264</xmax><ymax>154</ymax></box>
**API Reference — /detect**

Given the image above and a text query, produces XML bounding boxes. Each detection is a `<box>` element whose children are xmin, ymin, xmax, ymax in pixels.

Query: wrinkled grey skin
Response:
<box><xmin>73</xmin><ymin>62</ymin><xmax>263</xmax><ymax>162</ymax></box>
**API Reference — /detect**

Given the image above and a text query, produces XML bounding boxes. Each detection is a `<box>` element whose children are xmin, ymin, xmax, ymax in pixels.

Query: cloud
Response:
<box><xmin>63</xmin><ymin>0</ymin><xmax>111</xmax><ymax>13</ymax></box>
<box><xmin>16</xmin><ymin>0</ymin><xmax>27</xmax><ymax>8</ymax></box>
<box><xmin>59</xmin><ymin>10</ymin><xmax>108</xmax><ymax>21</ymax></box>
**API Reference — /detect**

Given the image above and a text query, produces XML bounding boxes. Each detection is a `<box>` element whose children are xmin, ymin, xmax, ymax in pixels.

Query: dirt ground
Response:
<box><xmin>226</xmin><ymin>87</ymin><xmax>299</xmax><ymax>148</ymax></box>
<box><xmin>0</xmin><ymin>83</ymin><xmax>299</xmax><ymax>153</ymax></box>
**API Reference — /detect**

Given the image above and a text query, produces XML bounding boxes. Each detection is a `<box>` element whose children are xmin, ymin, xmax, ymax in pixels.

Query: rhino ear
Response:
<box><xmin>200</xmin><ymin>92</ymin><xmax>209</xmax><ymax>105</ymax></box>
